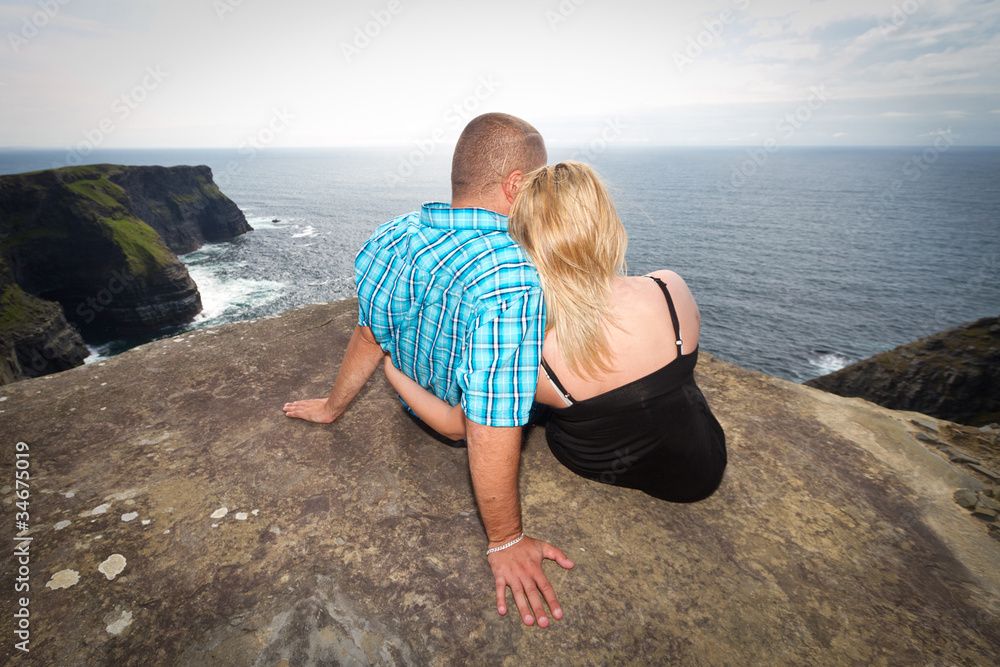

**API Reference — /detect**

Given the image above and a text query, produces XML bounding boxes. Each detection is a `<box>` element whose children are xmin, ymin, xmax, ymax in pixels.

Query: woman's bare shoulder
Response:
<box><xmin>645</xmin><ymin>269</ymin><xmax>689</xmax><ymax>292</ymax></box>
<box><xmin>643</xmin><ymin>269</ymin><xmax>700</xmax><ymax>327</ymax></box>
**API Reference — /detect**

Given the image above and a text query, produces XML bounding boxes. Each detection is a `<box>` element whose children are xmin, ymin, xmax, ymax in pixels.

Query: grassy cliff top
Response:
<box><xmin>0</xmin><ymin>165</ymin><xmax>181</xmax><ymax>279</ymax></box>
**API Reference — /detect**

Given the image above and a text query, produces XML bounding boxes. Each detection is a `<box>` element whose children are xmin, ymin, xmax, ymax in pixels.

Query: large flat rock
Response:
<box><xmin>1</xmin><ymin>299</ymin><xmax>998</xmax><ymax>665</ymax></box>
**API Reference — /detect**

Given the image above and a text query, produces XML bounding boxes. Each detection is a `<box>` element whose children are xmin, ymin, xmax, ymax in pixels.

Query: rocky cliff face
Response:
<box><xmin>0</xmin><ymin>299</ymin><xmax>996</xmax><ymax>665</ymax></box>
<box><xmin>0</xmin><ymin>257</ymin><xmax>89</xmax><ymax>382</ymax></box>
<box><xmin>107</xmin><ymin>165</ymin><xmax>252</xmax><ymax>254</ymax></box>
<box><xmin>806</xmin><ymin>316</ymin><xmax>1000</xmax><ymax>427</ymax></box>
<box><xmin>0</xmin><ymin>164</ymin><xmax>251</xmax><ymax>384</ymax></box>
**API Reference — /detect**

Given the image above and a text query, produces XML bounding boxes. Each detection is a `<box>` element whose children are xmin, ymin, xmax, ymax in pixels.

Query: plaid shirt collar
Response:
<box><xmin>420</xmin><ymin>202</ymin><xmax>509</xmax><ymax>232</ymax></box>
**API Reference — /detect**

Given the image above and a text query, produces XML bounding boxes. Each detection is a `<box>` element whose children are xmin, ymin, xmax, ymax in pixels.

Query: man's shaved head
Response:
<box><xmin>451</xmin><ymin>113</ymin><xmax>547</xmax><ymax>203</ymax></box>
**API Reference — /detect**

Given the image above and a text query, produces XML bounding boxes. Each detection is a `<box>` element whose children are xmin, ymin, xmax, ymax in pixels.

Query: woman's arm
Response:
<box><xmin>383</xmin><ymin>356</ymin><xmax>468</xmax><ymax>441</ymax></box>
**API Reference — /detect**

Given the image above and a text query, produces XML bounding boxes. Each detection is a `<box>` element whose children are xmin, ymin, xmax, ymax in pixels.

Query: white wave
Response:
<box><xmin>83</xmin><ymin>343</ymin><xmax>116</xmax><ymax>365</ymax></box>
<box><xmin>180</xmin><ymin>243</ymin><xmax>230</xmax><ymax>263</ymax></box>
<box><xmin>290</xmin><ymin>225</ymin><xmax>317</xmax><ymax>238</ymax></box>
<box><xmin>807</xmin><ymin>351</ymin><xmax>853</xmax><ymax>375</ymax></box>
<box><xmin>186</xmin><ymin>264</ymin><xmax>285</xmax><ymax>325</ymax></box>
<box><xmin>245</xmin><ymin>216</ymin><xmax>291</xmax><ymax>230</ymax></box>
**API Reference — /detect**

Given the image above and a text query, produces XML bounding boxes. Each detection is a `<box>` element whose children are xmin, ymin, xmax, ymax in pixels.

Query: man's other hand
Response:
<box><xmin>282</xmin><ymin>398</ymin><xmax>337</xmax><ymax>423</ymax></box>
<box><xmin>488</xmin><ymin>535</ymin><xmax>574</xmax><ymax>627</ymax></box>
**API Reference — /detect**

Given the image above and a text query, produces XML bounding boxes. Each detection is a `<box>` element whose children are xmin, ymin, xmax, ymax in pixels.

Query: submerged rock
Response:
<box><xmin>0</xmin><ymin>299</ymin><xmax>997</xmax><ymax>665</ymax></box>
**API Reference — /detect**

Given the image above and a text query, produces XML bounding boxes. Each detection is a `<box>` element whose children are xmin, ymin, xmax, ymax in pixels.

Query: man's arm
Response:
<box><xmin>383</xmin><ymin>357</ymin><xmax>467</xmax><ymax>440</ymax></box>
<box><xmin>465</xmin><ymin>419</ymin><xmax>574</xmax><ymax>628</ymax></box>
<box><xmin>283</xmin><ymin>324</ymin><xmax>384</xmax><ymax>423</ymax></box>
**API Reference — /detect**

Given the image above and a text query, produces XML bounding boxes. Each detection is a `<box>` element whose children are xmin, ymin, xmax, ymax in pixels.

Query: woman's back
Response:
<box><xmin>535</xmin><ymin>270</ymin><xmax>701</xmax><ymax>407</ymax></box>
<box><xmin>536</xmin><ymin>268</ymin><xmax>725</xmax><ymax>503</ymax></box>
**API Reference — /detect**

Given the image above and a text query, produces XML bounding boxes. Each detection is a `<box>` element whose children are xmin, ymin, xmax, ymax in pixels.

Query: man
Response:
<box><xmin>283</xmin><ymin>113</ymin><xmax>574</xmax><ymax>628</ymax></box>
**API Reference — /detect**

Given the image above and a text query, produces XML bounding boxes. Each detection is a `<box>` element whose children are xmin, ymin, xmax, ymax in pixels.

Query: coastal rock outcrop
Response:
<box><xmin>0</xmin><ymin>164</ymin><xmax>251</xmax><ymax>383</ymax></box>
<box><xmin>0</xmin><ymin>258</ymin><xmax>88</xmax><ymax>382</ymax></box>
<box><xmin>0</xmin><ymin>299</ymin><xmax>997</xmax><ymax>665</ymax></box>
<box><xmin>106</xmin><ymin>165</ymin><xmax>252</xmax><ymax>254</ymax></box>
<box><xmin>806</xmin><ymin>316</ymin><xmax>1000</xmax><ymax>427</ymax></box>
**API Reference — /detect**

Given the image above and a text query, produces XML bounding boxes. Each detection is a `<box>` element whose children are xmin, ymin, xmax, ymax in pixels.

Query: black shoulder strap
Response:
<box><xmin>649</xmin><ymin>276</ymin><xmax>683</xmax><ymax>353</ymax></box>
<box><xmin>540</xmin><ymin>357</ymin><xmax>575</xmax><ymax>405</ymax></box>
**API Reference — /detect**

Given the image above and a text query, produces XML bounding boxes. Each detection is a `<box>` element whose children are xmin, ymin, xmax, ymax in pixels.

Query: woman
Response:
<box><xmin>384</xmin><ymin>161</ymin><xmax>726</xmax><ymax>503</ymax></box>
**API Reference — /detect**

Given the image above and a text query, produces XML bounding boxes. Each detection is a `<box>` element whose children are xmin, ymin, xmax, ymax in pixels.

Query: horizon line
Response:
<box><xmin>2</xmin><ymin>144</ymin><xmax>998</xmax><ymax>151</ymax></box>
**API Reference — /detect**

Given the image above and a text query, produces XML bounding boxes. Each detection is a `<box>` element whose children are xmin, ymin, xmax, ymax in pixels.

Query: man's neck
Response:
<box><xmin>451</xmin><ymin>198</ymin><xmax>508</xmax><ymax>216</ymax></box>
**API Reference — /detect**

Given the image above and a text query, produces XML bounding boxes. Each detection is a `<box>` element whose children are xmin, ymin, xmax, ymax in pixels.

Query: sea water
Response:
<box><xmin>1</xmin><ymin>145</ymin><xmax>997</xmax><ymax>383</ymax></box>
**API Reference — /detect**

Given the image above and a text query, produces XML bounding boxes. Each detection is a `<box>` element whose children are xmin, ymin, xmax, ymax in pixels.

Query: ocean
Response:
<box><xmin>1</xmin><ymin>145</ymin><xmax>997</xmax><ymax>384</ymax></box>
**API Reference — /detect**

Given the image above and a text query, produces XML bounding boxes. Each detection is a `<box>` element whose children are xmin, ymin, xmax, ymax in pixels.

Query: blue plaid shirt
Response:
<box><xmin>356</xmin><ymin>203</ymin><xmax>545</xmax><ymax>428</ymax></box>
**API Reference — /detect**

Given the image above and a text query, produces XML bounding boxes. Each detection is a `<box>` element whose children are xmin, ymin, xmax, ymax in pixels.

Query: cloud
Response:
<box><xmin>917</xmin><ymin>129</ymin><xmax>958</xmax><ymax>139</ymax></box>
<box><xmin>898</xmin><ymin>23</ymin><xmax>978</xmax><ymax>46</ymax></box>
<box><xmin>749</xmin><ymin>18</ymin><xmax>786</xmax><ymax>38</ymax></box>
<box><xmin>743</xmin><ymin>39</ymin><xmax>823</xmax><ymax>60</ymax></box>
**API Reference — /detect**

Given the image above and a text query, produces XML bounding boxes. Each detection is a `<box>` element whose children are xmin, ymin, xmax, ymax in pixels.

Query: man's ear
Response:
<box><xmin>502</xmin><ymin>170</ymin><xmax>524</xmax><ymax>204</ymax></box>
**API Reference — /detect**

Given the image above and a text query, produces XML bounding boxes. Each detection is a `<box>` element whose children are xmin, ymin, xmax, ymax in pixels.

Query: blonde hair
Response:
<box><xmin>509</xmin><ymin>161</ymin><xmax>627</xmax><ymax>378</ymax></box>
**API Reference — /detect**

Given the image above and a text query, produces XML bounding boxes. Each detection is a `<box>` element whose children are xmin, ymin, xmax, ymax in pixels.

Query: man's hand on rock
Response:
<box><xmin>282</xmin><ymin>325</ymin><xmax>384</xmax><ymax>425</ymax></box>
<box><xmin>487</xmin><ymin>535</ymin><xmax>574</xmax><ymax>628</ymax></box>
<box><xmin>282</xmin><ymin>398</ymin><xmax>337</xmax><ymax>423</ymax></box>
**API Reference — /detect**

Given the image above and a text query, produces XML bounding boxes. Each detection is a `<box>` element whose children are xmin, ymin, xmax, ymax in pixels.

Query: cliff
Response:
<box><xmin>0</xmin><ymin>164</ymin><xmax>251</xmax><ymax>383</ymax></box>
<box><xmin>105</xmin><ymin>165</ymin><xmax>251</xmax><ymax>254</ymax></box>
<box><xmin>1</xmin><ymin>299</ymin><xmax>997</xmax><ymax>665</ymax></box>
<box><xmin>0</xmin><ymin>258</ymin><xmax>88</xmax><ymax>383</ymax></box>
<box><xmin>806</xmin><ymin>316</ymin><xmax>1000</xmax><ymax>427</ymax></box>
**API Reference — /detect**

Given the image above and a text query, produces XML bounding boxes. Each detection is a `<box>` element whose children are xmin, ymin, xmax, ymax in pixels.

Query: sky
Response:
<box><xmin>1</xmin><ymin>0</ymin><xmax>998</xmax><ymax>149</ymax></box>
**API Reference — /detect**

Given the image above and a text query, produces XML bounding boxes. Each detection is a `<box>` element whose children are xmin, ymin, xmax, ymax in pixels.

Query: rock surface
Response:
<box><xmin>1</xmin><ymin>299</ymin><xmax>998</xmax><ymax>665</ymax></box>
<box><xmin>806</xmin><ymin>315</ymin><xmax>1000</xmax><ymax>427</ymax></box>
<box><xmin>0</xmin><ymin>164</ymin><xmax>251</xmax><ymax>384</ymax></box>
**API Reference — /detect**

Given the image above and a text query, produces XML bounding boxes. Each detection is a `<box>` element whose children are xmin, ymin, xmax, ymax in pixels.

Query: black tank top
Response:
<box><xmin>539</xmin><ymin>276</ymin><xmax>727</xmax><ymax>503</ymax></box>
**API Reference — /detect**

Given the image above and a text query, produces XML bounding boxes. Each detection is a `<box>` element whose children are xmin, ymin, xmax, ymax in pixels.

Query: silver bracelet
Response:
<box><xmin>486</xmin><ymin>533</ymin><xmax>524</xmax><ymax>555</ymax></box>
